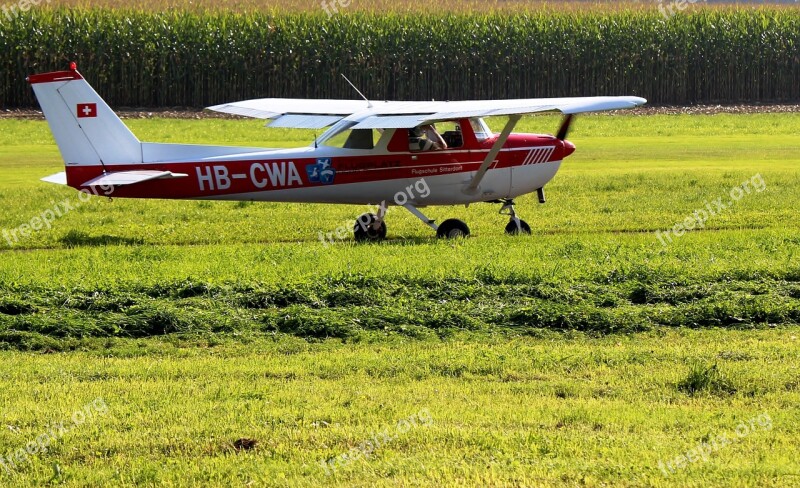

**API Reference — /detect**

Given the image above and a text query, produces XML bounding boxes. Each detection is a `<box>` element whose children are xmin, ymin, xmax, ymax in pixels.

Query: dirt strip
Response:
<box><xmin>2</xmin><ymin>104</ymin><xmax>799</xmax><ymax>120</ymax></box>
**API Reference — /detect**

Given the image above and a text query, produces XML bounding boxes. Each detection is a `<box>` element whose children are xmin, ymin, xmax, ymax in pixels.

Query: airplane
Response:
<box><xmin>28</xmin><ymin>64</ymin><xmax>646</xmax><ymax>240</ymax></box>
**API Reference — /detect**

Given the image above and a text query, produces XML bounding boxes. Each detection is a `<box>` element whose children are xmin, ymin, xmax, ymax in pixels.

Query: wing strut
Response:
<box><xmin>465</xmin><ymin>115</ymin><xmax>521</xmax><ymax>193</ymax></box>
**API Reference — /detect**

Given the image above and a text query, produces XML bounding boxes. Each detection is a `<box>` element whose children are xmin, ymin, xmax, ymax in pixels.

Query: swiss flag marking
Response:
<box><xmin>77</xmin><ymin>103</ymin><xmax>97</xmax><ymax>118</ymax></box>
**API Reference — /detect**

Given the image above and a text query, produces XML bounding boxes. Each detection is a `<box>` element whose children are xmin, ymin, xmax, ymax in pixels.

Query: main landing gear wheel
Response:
<box><xmin>353</xmin><ymin>213</ymin><xmax>387</xmax><ymax>242</ymax></box>
<box><xmin>505</xmin><ymin>219</ymin><xmax>531</xmax><ymax>235</ymax></box>
<box><xmin>436</xmin><ymin>219</ymin><xmax>470</xmax><ymax>239</ymax></box>
<box><xmin>400</xmin><ymin>205</ymin><xmax>469</xmax><ymax>239</ymax></box>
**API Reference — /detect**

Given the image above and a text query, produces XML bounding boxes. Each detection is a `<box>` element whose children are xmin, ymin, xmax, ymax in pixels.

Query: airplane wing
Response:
<box><xmin>206</xmin><ymin>95</ymin><xmax>646</xmax><ymax>194</ymax></box>
<box><xmin>207</xmin><ymin>99</ymin><xmax>371</xmax><ymax>129</ymax></box>
<box><xmin>206</xmin><ymin>96</ymin><xmax>646</xmax><ymax>129</ymax></box>
<box><xmin>351</xmin><ymin>96</ymin><xmax>646</xmax><ymax>128</ymax></box>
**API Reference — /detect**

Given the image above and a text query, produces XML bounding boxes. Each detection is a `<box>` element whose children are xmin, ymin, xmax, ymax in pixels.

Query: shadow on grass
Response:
<box><xmin>59</xmin><ymin>230</ymin><xmax>144</xmax><ymax>248</ymax></box>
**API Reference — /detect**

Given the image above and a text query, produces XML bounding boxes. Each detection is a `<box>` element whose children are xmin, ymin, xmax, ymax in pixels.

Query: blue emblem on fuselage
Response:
<box><xmin>306</xmin><ymin>158</ymin><xmax>335</xmax><ymax>185</ymax></box>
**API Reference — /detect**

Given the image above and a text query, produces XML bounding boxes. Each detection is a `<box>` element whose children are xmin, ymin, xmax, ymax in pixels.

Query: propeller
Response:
<box><xmin>556</xmin><ymin>114</ymin><xmax>574</xmax><ymax>141</ymax></box>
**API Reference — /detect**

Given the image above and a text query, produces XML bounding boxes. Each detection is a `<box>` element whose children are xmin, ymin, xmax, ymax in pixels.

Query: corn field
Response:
<box><xmin>1</xmin><ymin>8</ymin><xmax>798</xmax><ymax>108</ymax></box>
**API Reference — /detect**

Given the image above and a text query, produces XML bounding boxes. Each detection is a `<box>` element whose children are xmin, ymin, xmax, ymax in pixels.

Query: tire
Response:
<box><xmin>353</xmin><ymin>213</ymin><xmax>387</xmax><ymax>242</ymax></box>
<box><xmin>436</xmin><ymin>219</ymin><xmax>470</xmax><ymax>239</ymax></box>
<box><xmin>505</xmin><ymin>219</ymin><xmax>531</xmax><ymax>235</ymax></box>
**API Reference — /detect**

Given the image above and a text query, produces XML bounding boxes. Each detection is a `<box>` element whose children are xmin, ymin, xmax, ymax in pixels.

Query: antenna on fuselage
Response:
<box><xmin>341</xmin><ymin>74</ymin><xmax>373</xmax><ymax>109</ymax></box>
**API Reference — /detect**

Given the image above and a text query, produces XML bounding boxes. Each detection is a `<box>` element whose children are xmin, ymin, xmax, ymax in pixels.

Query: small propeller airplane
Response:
<box><xmin>28</xmin><ymin>64</ymin><xmax>646</xmax><ymax>240</ymax></box>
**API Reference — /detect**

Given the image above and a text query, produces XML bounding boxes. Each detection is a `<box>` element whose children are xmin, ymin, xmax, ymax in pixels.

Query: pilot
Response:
<box><xmin>409</xmin><ymin>124</ymin><xmax>448</xmax><ymax>151</ymax></box>
<box><xmin>423</xmin><ymin>124</ymin><xmax>448</xmax><ymax>150</ymax></box>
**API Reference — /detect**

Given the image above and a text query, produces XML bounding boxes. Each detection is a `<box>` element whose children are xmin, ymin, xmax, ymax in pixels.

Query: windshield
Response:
<box><xmin>316</xmin><ymin>120</ymin><xmax>386</xmax><ymax>150</ymax></box>
<box><xmin>470</xmin><ymin>118</ymin><xmax>493</xmax><ymax>142</ymax></box>
<box><xmin>315</xmin><ymin>120</ymin><xmax>356</xmax><ymax>147</ymax></box>
<box><xmin>322</xmin><ymin>128</ymin><xmax>382</xmax><ymax>150</ymax></box>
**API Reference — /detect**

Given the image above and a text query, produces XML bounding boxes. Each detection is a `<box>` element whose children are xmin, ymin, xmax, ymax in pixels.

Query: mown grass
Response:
<box><xmin>40</xmin><ymin>0</ymin><xmax>800</xmax><ymax>13</ymax></box>
<box><xmin>0</xmin><ymin>113</ymin><xmax>798</xmax><ymax>485</ymax></box>
<box><xmin>0</xmin><ymin>330</ymin><xmax>798</xmax><ymax>486</ymax></box>
<box><xmin>6</xmin><ymin>0</ymin><xmax>757</xmax><ymax>14</ymax></box>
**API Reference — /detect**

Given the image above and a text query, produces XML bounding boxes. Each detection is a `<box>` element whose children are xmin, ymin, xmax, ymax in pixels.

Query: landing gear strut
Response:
<box><xmin>499</xmin><ymin>199</ymin><xmax>531</xmax><ymax>235</ymax></box>
<box><xmin>403</xmin><ymin>204</ymin><xmax>470</xmax><ymax>239</ymax></box>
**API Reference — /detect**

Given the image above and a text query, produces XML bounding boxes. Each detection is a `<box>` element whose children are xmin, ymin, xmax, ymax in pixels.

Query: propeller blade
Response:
<box><xmin>556</xmin><ymin>114</ymin><xmax>574</xmax><ymax>141</ymax></box>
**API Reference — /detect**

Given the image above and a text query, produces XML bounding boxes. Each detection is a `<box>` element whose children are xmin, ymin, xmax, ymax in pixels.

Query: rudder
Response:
<box><xmin>27</xmin><ymin>65</ymin><xmax>142</xmax><ymax>167</ymax></box>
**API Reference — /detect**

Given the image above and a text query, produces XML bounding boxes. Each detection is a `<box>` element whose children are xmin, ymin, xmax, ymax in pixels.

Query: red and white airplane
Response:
<box><xmin>29</xmin><ymin>65</ymin><xmax>646</xmax><ymax>239</ymax></box>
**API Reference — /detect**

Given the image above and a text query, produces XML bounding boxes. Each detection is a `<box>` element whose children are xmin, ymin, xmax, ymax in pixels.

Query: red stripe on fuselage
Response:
<box><xmin>66</xmin><ymin>135</ymin><xmax>566</xmax><ymax>199</ymax></box>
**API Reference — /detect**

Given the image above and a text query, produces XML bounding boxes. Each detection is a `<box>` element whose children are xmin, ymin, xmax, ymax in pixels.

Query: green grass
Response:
<box><xmin>0</xmin><ymin>113</ymin><xmax>798</xmax><ymax>485</ymax></box>
<box><xmin>0</xmin><ymin>330</ymin><xmax>798</xmax><ymax>486</ymax></box>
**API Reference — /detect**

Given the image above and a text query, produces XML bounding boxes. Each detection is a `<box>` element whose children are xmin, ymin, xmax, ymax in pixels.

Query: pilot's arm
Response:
<box><xmin>423</xmin><ymin>125</ymin><xmax>448</xmax><ymax>150</ymax></box>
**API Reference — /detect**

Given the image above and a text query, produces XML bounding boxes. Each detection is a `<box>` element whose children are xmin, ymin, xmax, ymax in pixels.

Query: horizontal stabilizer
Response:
<box><xmin>82</xmin><ymin>170</ymin><xmax>188</xmax><ymax>187</ymax></box>
<box><xmin>41</xmin><ymin>172</ymin><xmax>68</xmax><ymax>185</ymax></box>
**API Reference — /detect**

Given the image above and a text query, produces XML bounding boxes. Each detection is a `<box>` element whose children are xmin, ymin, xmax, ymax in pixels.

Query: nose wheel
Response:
<box><xmin>500</xmin><ymin>199</ymin><xmax>531</xmax><ymax>235</ymax></box>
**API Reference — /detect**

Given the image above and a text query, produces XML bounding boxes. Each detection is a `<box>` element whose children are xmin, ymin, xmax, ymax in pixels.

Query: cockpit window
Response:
<box><xmin>470</xmin><ymin>118</ymin><xmax>493</xmax><ymax>142</ymax></box>
<box><xmin>438</xmin><ymin>121</ymin><xmax>464</xmax><ymax>148</ymax></box>
<box><xmin>321</xmin><ymin>127</ymin><xmax>383</xmax><ymax>150</ymax></box>
<box><xmin>409</xmin><ymin>124</ymin><xmax>450</xmax><ymax>152</ymax></box>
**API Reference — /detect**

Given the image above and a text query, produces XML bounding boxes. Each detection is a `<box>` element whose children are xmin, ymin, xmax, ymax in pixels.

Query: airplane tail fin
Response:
<box><xmin>27</xmin><ymin>65</ymin><xmax>142</xmax><ymax>167</ymax></box>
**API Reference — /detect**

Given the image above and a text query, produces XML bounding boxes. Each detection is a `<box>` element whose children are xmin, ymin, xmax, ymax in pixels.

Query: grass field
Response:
<box><xmin>19</xmin><ymin>0</ymin><xmax>709</xmax><ymax>13</ymax></box>
<box><xmin>43</xmin><ymin>0</ymin><xmax>800</xmax><ymax>13</ymax></box>
<box><xmin>0</xmin><ymin>113</ymin><xmax>798</xmax><ymax>486</ymax></box>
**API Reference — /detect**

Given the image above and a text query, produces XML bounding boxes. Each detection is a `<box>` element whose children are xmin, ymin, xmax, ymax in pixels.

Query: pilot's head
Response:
<box><xmin>409</xmin><ymin>127</ymin><xmax>423</xmax><ymax>138</ymax></box>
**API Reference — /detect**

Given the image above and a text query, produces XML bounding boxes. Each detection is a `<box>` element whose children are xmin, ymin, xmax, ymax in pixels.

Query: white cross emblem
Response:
<box><xmin>82</xmin><ymin>105</ymin><xmax>92</xmax><ymax>116</ymax></box>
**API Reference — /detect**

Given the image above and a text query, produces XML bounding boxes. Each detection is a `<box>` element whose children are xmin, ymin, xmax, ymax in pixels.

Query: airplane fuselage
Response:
<box><xmin>63</xmin><ymin>120</ymin><xmax>575</xmax><ymax>207</ymax></box>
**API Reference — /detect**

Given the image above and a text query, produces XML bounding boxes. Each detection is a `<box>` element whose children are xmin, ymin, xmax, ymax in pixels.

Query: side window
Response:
<box><xmin>408</xmin><ymin>124</ymin><xmax>451</xmax><ymax>152</ymax></box>
<box><xmin>470</xmin><ymin>118</ymin><xmax>492</xmax><ymax>142</ymax></box>
<box><xmin>408</xmin><ymin>128</ymin><xmax>429</xmax><ymax>152</ymax></box>
<box><xmin>438</xmin><ymin>121</ymin><xmax>464</xmax><ymax>149</ymax></box>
